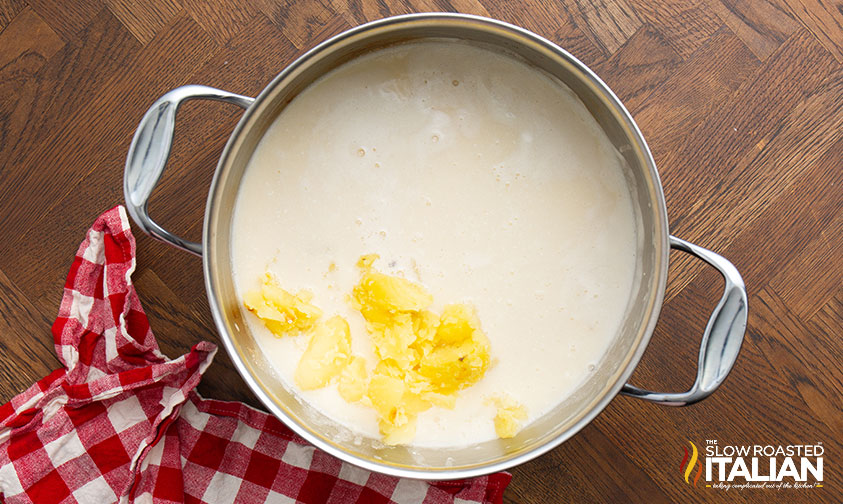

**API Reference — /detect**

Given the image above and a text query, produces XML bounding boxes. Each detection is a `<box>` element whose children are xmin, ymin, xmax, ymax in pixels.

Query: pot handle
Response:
<box><xmin>124</xmin><ymin>85</ymin><xmax>255</xmax><ymax>256</ymax></box>
<box><xmin>621</xmin><ymin>236</ymin><xmax>748</xmax><ymax>406</ymax></box>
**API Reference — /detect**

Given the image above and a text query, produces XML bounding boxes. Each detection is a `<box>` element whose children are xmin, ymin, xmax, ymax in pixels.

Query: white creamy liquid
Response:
<box><xmin>231</xmin><ymin>41</ymin><xmax>638</xmax><ymax>448</ymax></box>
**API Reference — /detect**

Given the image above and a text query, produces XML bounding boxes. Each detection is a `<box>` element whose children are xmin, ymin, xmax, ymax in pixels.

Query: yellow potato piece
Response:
<box><xmin>367</xmin><ymin>373</ymin><xmax>433</xmax><ymax>445</ymax></box>
<box><xmin>412</xmin><ymin>310</ymin><xmax>439</xmax><ymax>342</ymax></box>
<box><xmin>367</xmin><ymin>374</ymin><xmax>408</xmax><ymax>420</ymax></box>
<box><xmin>435</xmin><ymin>304</ymin><xmax>477</xmax><ymax>345</ymax></box>
<box><xmin>417</xmin><ymin>305</ymin><xmax>491</xmax><ymax>395</ymax></box>
<box><xmin>379</xmin><ymin>417</ymin><xmax>418</xmax><ymax>446</ymax></box>
<box><xmin>243</xmin><ymin>274</ymin><xmax>322</xmax><ymax>336</ymax></box>
<box><xmin>368</xmin><ymin>314</ymin><xmax>418</xmax><ymax>368</ymax></box>
<box><xmin>294</xmin><ymin>316</ymin><xmax>351</xmax><ymax>390</ymax></box>
<box><xmin>338</xmin><ymin>356</ymin><xmax>367</xmax><ymax>402</ymax></box>
<box><xmin>488</xmin><ymin>395</ymin><xmax>528</xmax><ymax>438</ymax></box>
<box><xmin>353</xmin><ymin>271</ymin><xmax>434</xmax><ymax>314</ymax></box>
<box><xmin>421</xmin><ymin>392</ymin><xmax>457</xmax><ymax>409</ymax></box>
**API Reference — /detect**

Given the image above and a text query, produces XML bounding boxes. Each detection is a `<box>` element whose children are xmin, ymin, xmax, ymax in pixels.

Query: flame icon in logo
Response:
<box><xmin>680</xmin><ymin>441</ymin><xmax>703</xmax><ymax>487</ymax></box>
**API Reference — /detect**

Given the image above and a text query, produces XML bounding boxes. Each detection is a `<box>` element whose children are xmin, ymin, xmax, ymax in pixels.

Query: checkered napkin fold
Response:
<box><xmin>0</xmin><ymin>206</ymin><xmax>511</xmax><ymax>503</ymax></box>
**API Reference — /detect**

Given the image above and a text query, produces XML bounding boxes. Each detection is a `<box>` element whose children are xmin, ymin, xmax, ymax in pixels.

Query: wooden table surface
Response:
<box><xmin>1</xmin><ymin>0</ymin><xmax>841</xmax><ymax>502</ymax></box>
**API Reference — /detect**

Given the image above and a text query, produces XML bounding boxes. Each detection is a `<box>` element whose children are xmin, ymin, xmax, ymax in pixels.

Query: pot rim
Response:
<box><xmin>202</xmin><ymin>12</ymin><xmax>669</xmax><ymax>480</ymax></box>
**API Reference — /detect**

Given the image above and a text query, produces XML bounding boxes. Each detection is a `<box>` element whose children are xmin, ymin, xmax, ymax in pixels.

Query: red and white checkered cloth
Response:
<box><xmin>0</xmin><ymin>206</ymin><xmax>511</xmax><ymax>503</ymax></box>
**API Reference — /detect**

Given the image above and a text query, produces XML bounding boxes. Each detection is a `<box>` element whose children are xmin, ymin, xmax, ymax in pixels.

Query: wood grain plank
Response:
<box><xmin>331</xmin><ymin>0</ymin><xmax>404</xmax><ymax>24</ymax></box>
<box><xmin>782</xmin><ymin>0</ymin><xmax>843</xmax><ymax>63</ymax></box>
<box><xmin>751</xmin><ymin>288</ymin><xmax>843</xmax><ymax>439</ymax></box>
<box><xmin>810</xmin><ymin>288</ymin><xmax>842</xmax><ymax>338</ymax></box>
<box><xmin>0</xmin><ymin>8</ymin><xmax>140</xmax><ymax>183</ymax></box>
<box><xmin>328</xmin><ymin>0</ymin><xmax>490</xmax><ymax>25</ymax></box>
<box><xmin>504</xmin><ymin>442</ymin><xmax>597</xmax><ymax>503</ymax></box>
<box><xmin>685</xmin><ymin>61</ymin><xmax>843</xmax><ymax>227</ymax></box>
<box><xmin>0</xmin><ymin>0</ymin><xmax>26</xmax><ymax>31</ymax></box>
<box><xmin>663</xmin><ymin>64</ymin><xmax>843</xmax><ymax>303</ymax></box>
<box><xmin>0</xmin><ymin>13</ymin><xmax>218</xmax><ymax>313</ymax></box>
<box><xmin>182</xmin><ymin>0</ymin><xmax>258</xmax><ymax>44</ymax></box>
<box><xmin>566</xmin><ymin>0</ymin><xmax>643</xmax><ymax>55</ymax></box>
<box><xmin>727</xmin><ymin>327</ymin><xmax>842</xmax><ymax>449</ymax></box>
<box><xmin>707</xmin><ymin>0</ymin><xmax>800</xmax><ymax>60</ymax></box>
<box><xmin>594</xmin><ymin>25</ymin><xmax>682</xmax><ymax>112</ymax></box>
<box><xmin>551</xmin><ymin>19</ymin><xmax>607</xmax><ymax>69</ymax></box>
<box><xmin>0</xmin><ymin>7</ymin><xmax>64</xmax><ymax>100</ymax></box>
<box><xmin>0</xmin><ymin>12</ymin><xmax>217</xmax><ymax>233</ymax></box>
<box><xmin>439</xmin><ymin>0</ymin><xmax>490</xmax><ymax>17</ymax></box>
<box><xmin>0</xmin><ymin>267</ymin><xmax>62</xmax><ymax>403</ymax></box>
<box><xmin>481</xmin><ymin>0</ymin><xmax>606</xmax><ymax>67</ymax></box>
<box><xmin>27</xmin><ymin>0</ymin><xmax>102</xmax><ymax>42</ymax></box>
<box><xmin>508</xmin><ymin>422</ymin><xmax>673</xmax><ymax>503</ymax></box>
<box><xmin>653</xmin><ymin>30</ymin><xmax>839</xmax><ymax>293</ymax></box>
<box><xmin>627</xmin><ymin>0</ymin><xmax>722</xmax><ymax>58</ymax></box>
<box><xmin>257</xmin><ymin>0</ymin><xmax>347</xmax><ymax>50</ymax></box>
<box><xmin>768</xmin><ymin>209</ymin><xmax>842</xmax><ymax>319</ymax></box>
<box><xmin>575</xmin><ymin>427</ymin><xmax>673</xmax><ymax>503</ymax></box>
<box><xmin>633</xmin><ymin>26</ymin><xmax>759</xmax><ymax>164</ymax></box>
<box><xmin>659</xmin><ymin>29</ymin><xmax>837</xmax><ymax>208</ymax></box>
<box><xmin>102</xmin><ymin>0</ymin><xmax>183</xmax><ymax>45</ymax></box>
<box><xmin>701</xmin><ymin>136</ymin><xmax>843</xmax><ymax>300</ymax></box>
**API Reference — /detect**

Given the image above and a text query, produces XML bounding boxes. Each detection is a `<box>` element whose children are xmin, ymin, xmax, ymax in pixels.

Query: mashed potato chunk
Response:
<box><xmin>295</xmin><ymin>316</ymin><xmax>351</xmax><ymax>390</ymax></box>
<box><xmin>338</xmin><ymin>356</ymin><xmax>367</xmax><ymax>402</ymax></box>
<box><xmin>353</xmin><ymin>255</ymin><xmax>492</xmax><ymax>444</ymax></box>
<box><xmin>243</xmin><ymin>274</ymin><xmax>322</xmax><ymax>336</ymax></box>
<box><xmin>488</xmin><ymin>395</ymin><xmax>528</xmax><ymax>438</ymax></box>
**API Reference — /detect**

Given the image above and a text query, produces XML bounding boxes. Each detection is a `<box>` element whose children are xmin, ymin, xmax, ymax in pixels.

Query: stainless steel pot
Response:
<box><xmin>124</xmin><ymin>13</ymin><xmax>748</xmax><ymax>480</ymax></box>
